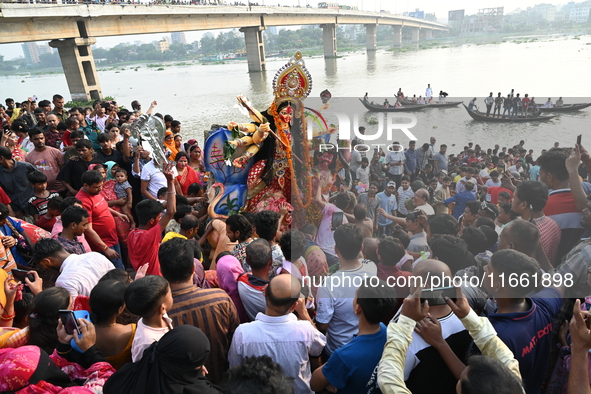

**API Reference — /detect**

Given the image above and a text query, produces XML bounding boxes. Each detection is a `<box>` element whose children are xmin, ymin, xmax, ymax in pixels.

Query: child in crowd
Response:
<box><xmin>485</xmin><ymin>170</ymin><xmax>501</xmax><ymax>187</ymax></box>
<box><xmin>125</xmin><ymin>275</ymin><xmax>174</xmax><ymax>362</ymax></box>
<box><xmin>36</xmin><ymin>196</ymin><xmax>63</xmax><ymax>232</ymax></box>
<box><xmin>397</xmin><ymin>175</ymin><xmax>413</xmax><ymax>218</ymax></box>
<box><xmin>356</xmin><ymin>157</ymin><xmax>370</xmax><ymax>187</ymax></box>
<box><xmin>27</xmin><ymin>171</ymin><xmax>61</xmax><ymax>223</ymax></box>
<box><xmin>61</xmin><ymin>117</ymin><xmax>79</xmax><ymax>151</ymax></box>
<box><xmin>311</xmin><ymin>279</ymin><xmax>395</xmax><ymax>393</ymax></box>
<box><xmin>498</xmin><ymin>191</ymin><xmax>512</xmax><ymax>204</ymax></box>
<box><xmin>114</xmin><ymin>168</ymin><xmax>134</xmax><ymax>227</ymax></box>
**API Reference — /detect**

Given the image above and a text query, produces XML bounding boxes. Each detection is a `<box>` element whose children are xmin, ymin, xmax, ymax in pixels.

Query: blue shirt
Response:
<box><xmin>528</xmin><ymin>165</ymin><xmax>540</xmax><ymax>181</ymax></box>
<box><xmin>488</xmin><ymin>287</ymin><xmax>562</xmax><ymax>394</ymax></box>
<box><xmin>376</xmin><ymin>191</ymin><xmax>397</xmax><ymax>226</ymax></box>
<box><xmin>322</xmin><ymin>323</ymin><xmax>386</xmax><ymax>394</ymax></box>
<box><xmin>443</xmin><ymin>191</ymin><xmax>476</xmax><ymax>219</ymax></box>
<box><xmin>404</xmin><ymin>149</ymin><xmax>419</xmax><ymax>174</ymax></box>
<box><xmin>0</xmin><ymin>218</ymin><xmax>28</xmax><ymax>266</ymax></box>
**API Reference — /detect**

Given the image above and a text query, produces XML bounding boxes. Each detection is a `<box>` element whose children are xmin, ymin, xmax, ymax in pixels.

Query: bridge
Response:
<box><xmin>0</xmin><ymin>4</ymin><xmax>448</xmax><ymax>100</ymax></box>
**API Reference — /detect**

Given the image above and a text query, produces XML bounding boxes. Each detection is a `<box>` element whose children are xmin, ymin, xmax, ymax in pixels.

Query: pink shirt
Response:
<box><xmin>51</xmin><ymin>216</ymin><xmax>92</xmax><ymax>253</ymax></box>
<box><xmin>216</xmin><ymin>255</ymin><xmax>247</xmax><ymax>323</ymax></box>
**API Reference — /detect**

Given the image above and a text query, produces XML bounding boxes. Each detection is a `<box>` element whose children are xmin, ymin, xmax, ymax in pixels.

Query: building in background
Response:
<box><xmin>171</xmin><ymin>32</ymin><xmax>187</xmax><ymax>44</ymax></box>
<box><xmin>22</xmin><ymin>42</ymin><xmax>40</xmax><ymax>64</ymax></box>
<box><xmin>154</xmin><ymin>39</ymin><xmax>170</xmax><ymax>52</ymax></box>
<box><xmin>448</xmin><ymin>7</ymin><xmax>504</xmax><ymax>34</ymax></box>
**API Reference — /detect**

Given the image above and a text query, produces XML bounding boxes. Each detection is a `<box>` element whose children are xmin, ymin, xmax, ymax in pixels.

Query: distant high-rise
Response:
<box><xmin>171</xmin><ymin>32</ymin><xmax>187</xmax><ymax>45</ymax></box>
<box><xmin>37</xmin><ymin>43</ymin><xmax>53</xmax><ymax>56</ymax></box>
<box><xmin>22</xmin><ymin>42</ymin><xmax>40</xmax><ymax>64</ymax></box>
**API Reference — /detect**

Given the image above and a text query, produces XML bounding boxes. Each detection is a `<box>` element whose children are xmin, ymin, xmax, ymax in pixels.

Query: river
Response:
<box><xmin>1</xmin><ymin>33</ymin><xmax>590</xmax><ymax>153</ymax></box>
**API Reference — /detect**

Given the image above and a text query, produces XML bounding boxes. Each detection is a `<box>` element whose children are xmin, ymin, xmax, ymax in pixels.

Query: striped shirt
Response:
<box><xmin>532</xmin><ymin>215</ymin><xmax>561</xmax><ymax>267</ymax></box>
<box><xmin>168</xmin><ymin>285</ymin><xmax>240</xmax><ymax>384</ymax></box>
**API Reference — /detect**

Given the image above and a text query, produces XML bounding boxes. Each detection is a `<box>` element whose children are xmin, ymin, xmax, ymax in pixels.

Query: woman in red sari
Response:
<box><xmin>89</xmin><ymin>163</ymin><xmax>132</xmax><ymax>246</ymax></box>
<box><xmin>175</xmin><ymin>152</ymin><xmax>201</xmax><ymax>196</ymax></box>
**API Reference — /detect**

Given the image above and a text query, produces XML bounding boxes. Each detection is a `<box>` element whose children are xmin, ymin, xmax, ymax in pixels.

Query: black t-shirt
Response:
<box><xmin>96</xmin><ymin>149</ymin><xmax>123</xmax><ymax>165</ymax></box>
<box><xmin>57</xmin><ymin>158</ymin><xmax>104</xmax><ymax>191</ymax></box>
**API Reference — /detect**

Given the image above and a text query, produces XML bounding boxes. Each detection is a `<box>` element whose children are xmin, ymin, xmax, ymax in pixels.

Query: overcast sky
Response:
<box><xmin>0</xmin><ymin>0</ymin><xmax>570</xmax><ymax>60</ymax></box>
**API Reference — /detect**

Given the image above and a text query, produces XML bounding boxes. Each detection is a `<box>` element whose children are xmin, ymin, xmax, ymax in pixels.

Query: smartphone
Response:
<box><xmin>59</xmin><ymin>310</ymin><xmax>81</xmax><ymax>336</ymax></box>
<box><xmin>331</xmin><ymin>211</ymin><xmax>344</xmax><ymax>231</ymax></box>
<box><xmin>420</xmin><ymin>286</ymin><xmax>456</xmax><ymax>306</ymax></box>
<box><xmin>11</xmin><ymin>269</ymin><xmax>35</xmax><ymax>283</ymax></box>
<box><xmin>577</xmin><ymin>134</ymin><xmax>582</xmax><ymax>146</ymax></box>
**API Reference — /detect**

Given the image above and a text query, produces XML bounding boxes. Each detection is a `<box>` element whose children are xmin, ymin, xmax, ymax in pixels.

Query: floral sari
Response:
<box><xmin>100</xmin><ymin>180</ymin><xmax>131</xmax><ymax>246</ymax></box>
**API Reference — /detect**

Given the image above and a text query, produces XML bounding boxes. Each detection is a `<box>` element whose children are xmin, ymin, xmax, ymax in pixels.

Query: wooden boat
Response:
<box><xmin>536</xmin><ymin>103</ymin><xmax>591</xmax><ymax>112</ymax></box>
<box><xmin>359</xmin><ymin>98</ymin><xmax>428</xmax><ymax>112</ymax></box>
<box><xmin>400</xmin><ymin>100</ymin><xmax>463</xmax><ymax>108</ymax></box>
<box><xmin>463</xmin><ymin>104</ymin><xmax>555</xmax><ymax>122</ymax></box>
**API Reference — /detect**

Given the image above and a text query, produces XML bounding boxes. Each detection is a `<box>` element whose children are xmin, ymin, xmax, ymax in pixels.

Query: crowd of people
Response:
<box><xmin>0</xmin><ymin>92</ymin><xmax>590</xmax><ymax>394</ymax></box>
<box><xmin>467</xmin><ymin>90</ymin><xmax>567</xmax><ymax>118</ymax></box>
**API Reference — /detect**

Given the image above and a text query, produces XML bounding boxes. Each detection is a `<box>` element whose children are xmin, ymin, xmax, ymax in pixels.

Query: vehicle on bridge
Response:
<box><xmin>318</xmin><ymin>2</ymin><xmax>339</xmax><ymax>9</ymax></box>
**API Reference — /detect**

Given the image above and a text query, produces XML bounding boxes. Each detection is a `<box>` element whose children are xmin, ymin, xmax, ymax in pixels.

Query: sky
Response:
<box><xmin>0</xmin><ymin>0</ymin><xmax>571</xmax><ymax>60</ymax></box>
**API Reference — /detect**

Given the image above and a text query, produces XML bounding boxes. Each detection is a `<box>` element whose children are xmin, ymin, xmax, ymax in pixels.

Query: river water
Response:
<box><xmin>1</xmin><ymin>33</ymin><xmax>590</xmax><ymax>154</ymax></box>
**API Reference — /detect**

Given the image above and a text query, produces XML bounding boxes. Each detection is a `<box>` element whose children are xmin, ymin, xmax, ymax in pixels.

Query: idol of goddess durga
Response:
<box><xmin>224</xmin><ymin>52</ymin><xmax>313</xmax><ymax>219</ymax></box>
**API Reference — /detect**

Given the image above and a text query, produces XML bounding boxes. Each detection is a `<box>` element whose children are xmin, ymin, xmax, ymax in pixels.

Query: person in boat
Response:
<box><xmin>529</xmin><ymin>97</ymin><xmax>540</xmax><ymax>118</ymax></box>
<box><xmin>417</xmin><ymin>96</ymin><xmax>425</xmax><ymax>104</ymax></box>
<box><xmin>556</xmin><ymin>97</ymin><xmax>564</xmax><ymax>107</ymax></box>
<box><xmin>542</xmin><ymin>98</ymin><xmax>553</xmax><ymax>108</ymax></box>
<box><xmin>363</xmin><ymin>92</ymin><xmax>368</xmax><ymax>102</ymax></box>
<box><xmin>411</xmin><ymin>94</ymin><xmax>417</xmax><ymax>103</ymax></box>
<box><xmin>394</xmin><ymin>100</ymin><xmax>402</xmax><ymax>108</ymax></box>
<box><xmin>439</xmin><ymin>91</ymin><xmax>448</xmax><ymax>103</ymax></box>
<box><xmin>528</xmin><ymin>97</ymin><xmax>537</xmax><ymax>117</ymax></box>
<box><xmin>468</xmin><ymin>97</ymin><xmax>478</xmax><ymax>112</ymax></box>
<box><xmin>396</xmin><ymin>88</ymin><xmax>405</xmax><ymax>100</ymax></box>
<box><xmin>384</xmin><ymin>99</ymin><xmax>390</xmax><ymax>108</ymax></box>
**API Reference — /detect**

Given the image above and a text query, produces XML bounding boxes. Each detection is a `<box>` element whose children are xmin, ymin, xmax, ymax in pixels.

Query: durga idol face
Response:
<box><xmin>279</xmin><ymin>105</ymin><xmax>293</xmax><ymax>125</ymax></box>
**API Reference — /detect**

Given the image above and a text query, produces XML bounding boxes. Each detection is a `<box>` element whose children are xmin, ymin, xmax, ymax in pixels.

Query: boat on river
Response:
<box><xmin>400</xmin><ymin>100</ymin><xmax>463</xmax><ymax>108</ymax></box>
<box><xmin>463</xmin><ymin>104</ymin><xmax>555</xmax><ymax>122</ymax></box>
<box><xmin>536</xmin><ymin>103</ymin><xmax>591</xmax><ymax>112</ymax></box>
<box><xmin>359</xmin><ymin>98</ymin><xmax>428</xmax><ymax>112</ymax></box>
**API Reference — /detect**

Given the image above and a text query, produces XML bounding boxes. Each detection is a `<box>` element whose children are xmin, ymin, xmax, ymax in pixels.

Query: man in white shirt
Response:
<box><xmin>412</xmin><ymin>188</ymin><xmax>435</xmax><ymax>215</ymax></box>
<box><xmin>386</xmin><ymin>142</ymin><xmax>406</xmax><ymax>188</ymax></box>
<box><xmin>316</xmin><ymin>224</ymin><xmax>377</xmax><ymax>357</ymax></box>
<box><xmin>425</xmin><ymin>84</ymin><xmax>433</xmax><ymax>102</ymax></box>
<box><xmin>140</xmin><ymin>156</ymin><xmax>177</xmax><ymax>200</ymax></box>
<box><xmin>229</xmin><ymin>274</ymin><xmax>325</xmax><ymax>394</ymax></box>
<box><xmin>32</xmin><ymin>238</ymin><xmax>113</xmax><ymax>297</ymax></box>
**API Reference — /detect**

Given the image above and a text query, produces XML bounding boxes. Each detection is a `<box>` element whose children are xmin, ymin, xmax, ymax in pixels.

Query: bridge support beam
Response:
<box><xmin>49</xmin><ymin>38</ymin><xmax>102</xmax><ymax>102</ymax></box>
<box><xmin>320</xmin><ymin>24</ymin><xmax>337</xmax><ymax>58</ymax></box>
<box><xmin>411</xmin><ymin>27</ymin><xmax>420</xmax><ymax>43</ymax></box>
<box><xmin>239</xmin><ymin>26</ymin><xmax>266</xmax><ymax>72</ymax></box>
<box><xmin>425</xmin><ymin>29</ymin><xmax>433</xmax><ymax>39</ymax></box>
<box><xmin>392</xmin><ymin>25</ymin><xmax>402</xmax><ymax>47</ymax></box>
<box><xmin>365</xmin><ymin>24</ymin><xmax>377</xmax><ymax>51</ymax></box>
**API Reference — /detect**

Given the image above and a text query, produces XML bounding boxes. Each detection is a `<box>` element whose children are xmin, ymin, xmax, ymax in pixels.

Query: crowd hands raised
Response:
<box><xmin>1</xmin><ymin>93</ymin><xmax>591</xmax><ymax>394</ymax></box>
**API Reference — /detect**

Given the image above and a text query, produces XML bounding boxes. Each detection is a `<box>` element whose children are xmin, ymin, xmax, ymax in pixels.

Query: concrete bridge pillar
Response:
<box><xmin>425</xmin><ymin>29</ymin><xmax>433</xmax><ymax>39</ymax></box>
<box><xmin>392</xmin><ymin>25</ymin><xmax>402</xmax><ymax>47</ymax></box>
<box><xmin>239</xmin><ymin>26</ymin><xmax>266</xmax><ymax>72</ymax></box>
<box><xmin>49</xmin><ymin>38</ymin><xmax>102</xmax><ymax>102</ymax></box>
<box><xmin>411</xmin><ymin>27</ymin><xmax>420</xmax><ymax>43</ymax></box>
<box><xmin>365</xmin><ymin>24</ymin><xmax>377</xmax><ymax>51</ymax></box>
<box><xmin>320</xmin><ymin>24</ymin><xmax>337</xmax><ymax>58</ymax></box>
